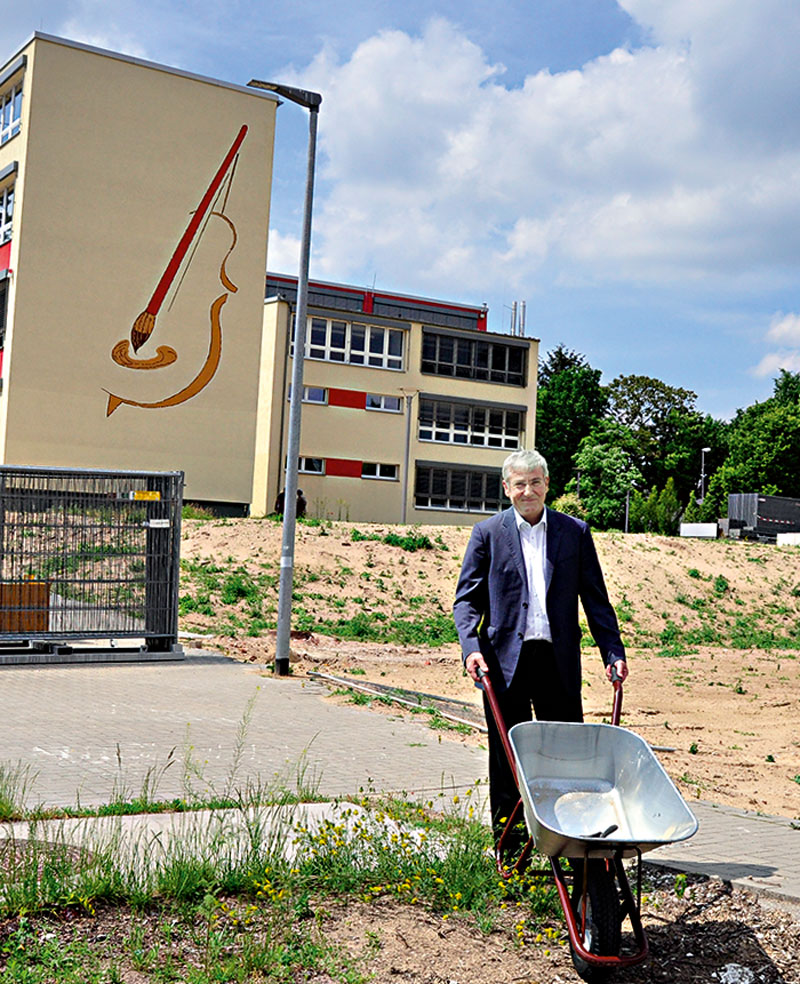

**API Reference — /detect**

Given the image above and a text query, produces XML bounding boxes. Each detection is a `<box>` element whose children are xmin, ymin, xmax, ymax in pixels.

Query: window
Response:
<box><xmin>0</xmin><ymin>183</ymin><xmax>13</xmax><ymax>245</ymax></box>
<box><xmin>362</xmin><ymin>462</ymin><xmax>398</xmax><ymax>480</ymax></box>
<box><xmin>0</xmin><ymin>83</ymin><xmax>22</xmax><ymax>146</ymax></box>
<box><xmin>421</xmin><ymin>330</ymin><xmax>526</xmax><ymax>386</ymax></box>
<box><xmin>295</xmin><ymin>316</ymin><xmax>405</xmax><ymax>370</ymax></box>
<box><xmin>415</xmin><ymin>465</ymin><xmax>504</xmax><ymax>513</ymax></box>
<box><xmin>366</xmin><ymin>393</ymin><xmax>402</xmax><ymax>412</ymax></box>
<box><xmin>418</xmin><ymin>399</ymin><xmax>522</xmax><ymax>449</ymax></box>
<box><xmin>298</xmin><ymin>457</ymin><xmax>325</xmax><ymax>474</ymax></box>
<box><xmin>288</xmin><ymin>386</ymin><xmax>327</xmax><ymax>404</ymax></box>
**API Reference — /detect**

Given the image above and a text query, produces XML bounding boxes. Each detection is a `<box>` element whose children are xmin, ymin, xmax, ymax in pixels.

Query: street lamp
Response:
<box><xmin>248</xmin><ymin>79</ymin><xmax>322</xmax><ymax>676</ymax></box>
<box><xmin>699</xmin><ymin>446</ymin><xmax>711</xmax><ymax>503</ymax></box>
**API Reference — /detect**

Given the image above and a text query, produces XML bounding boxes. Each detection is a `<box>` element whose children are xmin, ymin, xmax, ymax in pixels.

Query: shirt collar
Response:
<box><xmin>514</xmin><ymin>505</ymin><xmax>547</xmax><ymax>534</ymax></box>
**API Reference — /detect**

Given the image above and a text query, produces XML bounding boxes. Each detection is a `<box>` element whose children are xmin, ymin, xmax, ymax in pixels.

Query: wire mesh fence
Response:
<box><xmin>0</xmin><ymin>466</ymin><xmax>183</xmax><ymax>649</ymax></box>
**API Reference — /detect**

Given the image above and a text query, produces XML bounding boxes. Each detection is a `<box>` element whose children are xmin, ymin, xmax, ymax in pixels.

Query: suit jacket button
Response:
<box><xmin>522</xmin><ymin>602</ymin><xmax>529</xmax><ymax>609</ymax></box>
<box><xmin>517</xmin><ymin>632</ymin><xmax>524</xmax><ymax>640</ymax></box>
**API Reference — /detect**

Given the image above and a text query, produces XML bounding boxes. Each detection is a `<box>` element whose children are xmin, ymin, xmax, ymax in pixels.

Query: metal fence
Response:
<box><xmin>0</xmin><ymin>466</ymin><xmax>183</xmax><ymax>651</ymax></box>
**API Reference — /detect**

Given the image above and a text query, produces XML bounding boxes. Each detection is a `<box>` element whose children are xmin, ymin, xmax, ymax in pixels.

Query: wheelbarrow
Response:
<box><xmin>478</xmin><ymin>666</ymin><xmax>698</xmax><ymax>981</ymax></box>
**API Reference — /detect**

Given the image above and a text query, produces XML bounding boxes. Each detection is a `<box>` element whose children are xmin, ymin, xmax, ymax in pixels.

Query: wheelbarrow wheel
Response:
<box><xmin>570</xmin><ymin>859</ymin><xmax>621</xmax><ymax>983</ymax></box>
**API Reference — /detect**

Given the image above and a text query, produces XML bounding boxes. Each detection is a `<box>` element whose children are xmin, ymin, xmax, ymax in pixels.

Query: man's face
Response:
<box><xmin>503</xmin><ymin>467</ymin><xmax>549</xmax><ymax>523</ymax></box>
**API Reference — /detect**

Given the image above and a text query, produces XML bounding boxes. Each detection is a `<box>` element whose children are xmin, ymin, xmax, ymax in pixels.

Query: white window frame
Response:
<box><xmin>421</xmin><ymin>330</ymin><xmax>526</xmax><ymax>386</ymax></box>
<box><xmin>288</xmin><ymin>385</ymin><xmax>328</xmax><ymax>404</ymax></box>
<box><xmin>365</xmin><ymin>394</ymin><xmax>402</xmax><ymax>413</ymax></box>
<box><xmin>298</xmin><ymin>457</ymin><xmax>325</xmax><ymax>474</ymax></box>
<box><xmin>0</xmin><ymin>83</ymin><xmax>22</xmax><ymax>146</ymax></box>
<box><xmin>415</xmin><ymin>465</ymin><xmax>504</xmax><ymax>513</ymax></box>
<box><xmin>0</xmin><ymin>183</ymin><xmax>12</xmax><ymax>245</ymax></box>
<box><xmin>362</xmin><ymin>462</ymin><xmax>399</xmax><ymax>481</ymax></box>
<box><xmin>418</xmin><ymin>398</ymin><xmax>522</xmax><ymax>450</ymax></box>
<box><xmin>298</xmin><ymin>316</ymin><xmax>405</xmax><ymax>371</ymax></box>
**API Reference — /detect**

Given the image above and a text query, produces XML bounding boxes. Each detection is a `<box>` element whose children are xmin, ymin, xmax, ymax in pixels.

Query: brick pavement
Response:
<box><xmin>1</xmin><ymin>651</ymin><xmax>798</xmax><ymax>905</ymax></box>
<box><xmin>0</xmin><ymin>651</ymin><xmax>486</xmax><ymax>810</ymax></box>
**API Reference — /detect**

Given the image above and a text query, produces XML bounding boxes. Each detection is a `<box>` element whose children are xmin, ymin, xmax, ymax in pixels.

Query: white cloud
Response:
<box><xmin>267</xmin><ymin>228</ymin><xmax>301</xmax><ymax>273</ymax></box>
<box><xmin>767</xmin><ymin>313</ymin><xmax>800</xmax><ymax>345</ymax></box>
<box><xmin>751</xmin><ymin>350</ymin><xmax>800</xmax><ymax>379</ymax></box>
<box><xmin>751</xmin><ymin>312</ymin><xmax>800</xmax><ymax>378</ymax></box>
<box><xmin>273</xmin><ymin>6</ymin><xmax>800</xmax><ymax>301</ymax></box>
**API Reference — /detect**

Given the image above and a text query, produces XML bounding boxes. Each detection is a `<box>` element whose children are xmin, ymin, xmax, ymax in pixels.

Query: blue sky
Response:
<box><xmin>8</xmin><ymin>1</ymin><xmax>800</xmax><ymax>420</ymax></box>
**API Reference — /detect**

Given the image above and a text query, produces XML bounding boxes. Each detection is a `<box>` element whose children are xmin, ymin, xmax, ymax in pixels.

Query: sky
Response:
<box><xmin>7</xmin><ymin>0</ymin><xmax>800</xmax><ymax>420</ymax></box>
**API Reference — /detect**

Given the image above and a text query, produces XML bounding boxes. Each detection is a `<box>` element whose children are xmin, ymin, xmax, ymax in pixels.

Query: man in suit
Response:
<box><xmin>454</xmin><ymin>449</ymin><xmax>628</xmax><ymax>849</ymax></box>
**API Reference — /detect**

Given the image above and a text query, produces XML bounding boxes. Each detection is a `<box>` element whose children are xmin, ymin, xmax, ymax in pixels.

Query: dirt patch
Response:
<box><xmin>1</xmin><ymin>870</ymin><xmax>799</xmax><ymax>983</ymax></box>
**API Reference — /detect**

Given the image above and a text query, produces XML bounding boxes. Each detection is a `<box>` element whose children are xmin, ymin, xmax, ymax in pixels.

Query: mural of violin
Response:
<box><xmin>105</xmin><ymin>124</ymin><xmax>248</xmax><ymax>416</ymax></box>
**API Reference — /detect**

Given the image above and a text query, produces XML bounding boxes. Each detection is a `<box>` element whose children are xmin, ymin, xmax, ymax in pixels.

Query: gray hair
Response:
<box><xmin>502</xmin><ymin>449</ymin><xmax>549</xmax><ymax>481</ymax></box>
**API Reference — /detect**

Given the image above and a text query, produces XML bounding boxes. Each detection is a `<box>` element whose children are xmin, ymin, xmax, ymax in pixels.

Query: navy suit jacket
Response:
<box><xmin>453</xmin><ymin>506</ymin><xmax>625</xmax><ymax>696</ymax></box>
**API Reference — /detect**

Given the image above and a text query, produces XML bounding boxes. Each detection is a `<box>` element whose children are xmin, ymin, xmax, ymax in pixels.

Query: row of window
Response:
<box><xmin>421</xmin><ymin>331</ymin><xmax>526</xmax><ymax>386</ymax></box>
<box><xmin>0</xmin><ymin>83</ymin><xmax>21</xmax><ymax>147</ymax></box>
<box><xmin>298</xmin><ymin>457</ymin><xmax>399</xmax><ymax>481</ymax></box>
<box><xmin>294</xmin><ymin>387</ymin><xmax>524</xmax><ymax>450</ymax></box>
<box><xmin>0</xmin><ymin>184</ymin><xmax>13</xmax><ymax>245</ymax></box>
<box><xmin>297</xmin><ymin>318</ymin><xmax>404</xmax><ymax>371</ymax></box>
<box><xmin>298</xmin><ymin>386</ymin><xmax>402</xmax><ymax>412</ymax></box>
<box><xmin>293</xmin><ymin>316</ymin><xmax>528</xmax><ymax>387</ymax></box>
<box><xmin>418</xmin><ymin>398</ymin><xmax>521</xmax><ymax>449</ymax></box>
<box><xmin>295</xmin><ymin>458</ymin><xmax>505</xmax><ymax>513</ymax></box>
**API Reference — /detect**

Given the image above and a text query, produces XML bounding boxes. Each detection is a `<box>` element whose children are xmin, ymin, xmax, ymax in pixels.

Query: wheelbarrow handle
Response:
<box><xmin>476</xmin><ymin>667</ymin><xmax>519</xmax><ymax>786</ymax></box>
<box><xmin>609</xmin><ymin>664</ymin><xmax>623</xmax><ymax>726</ymax></box>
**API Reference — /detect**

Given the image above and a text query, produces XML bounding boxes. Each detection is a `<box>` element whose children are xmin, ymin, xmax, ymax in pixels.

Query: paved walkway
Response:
<box><xmin>1</xmin><ymin>652</ymin><xmax>798</xmax><ymax>905</ymax></box>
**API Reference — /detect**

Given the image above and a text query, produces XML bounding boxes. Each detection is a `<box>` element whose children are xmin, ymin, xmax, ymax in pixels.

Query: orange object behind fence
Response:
<box><xmin>0</xmin><ymin>581</ymin><xmax>50</xmax><ymax>633</ymax></box>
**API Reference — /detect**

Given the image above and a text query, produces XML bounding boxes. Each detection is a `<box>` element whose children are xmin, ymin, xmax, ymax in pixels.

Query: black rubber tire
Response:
<box><xmin>570</xmin><ymin>859</ymin><xmax>622</xmax><ymax>983</ymax></box>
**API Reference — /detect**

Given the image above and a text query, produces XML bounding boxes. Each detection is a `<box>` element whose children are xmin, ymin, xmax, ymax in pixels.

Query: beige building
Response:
<box><xmin>255</xmin><ymin>275</ymin><xmax>539</xmax><ymax>525</ymax></box>
<box><xmin>0</xmin><ymin>34</ymin><xmax>538</xmax><ymax>524</ymax></box>
<box><xmin>0</xmin><ymin>34</ymin><xmax>277</xmax><ymax>507</ymax></box>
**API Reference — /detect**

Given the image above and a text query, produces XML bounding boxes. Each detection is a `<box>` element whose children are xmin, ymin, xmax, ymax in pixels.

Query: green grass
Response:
<box><xmin>0</xmin><ymin>782</ymin><xmax>562</xmax><ymax>982</ymax></box>
<box><xmin>350</xmin><ymin>528</ymin><xmax>436</xmax><ymax>552</ymax></box>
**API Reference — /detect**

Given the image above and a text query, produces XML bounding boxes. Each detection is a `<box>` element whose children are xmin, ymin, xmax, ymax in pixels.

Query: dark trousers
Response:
<box><xmin>483</xmin><ymin>640</ymin><xmax>583</xmax><ymax>848</ymax></box>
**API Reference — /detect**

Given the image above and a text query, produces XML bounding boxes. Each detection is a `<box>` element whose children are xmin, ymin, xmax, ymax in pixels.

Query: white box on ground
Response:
<box><xmin>776</xmin><ymin>532</ymin><xmax>800</xmax><ymax>546</ymax></box>
<box><xmin>680</xmin><ymin>523</ymin><xmax>718</xmax><ymax>538</ymax></box>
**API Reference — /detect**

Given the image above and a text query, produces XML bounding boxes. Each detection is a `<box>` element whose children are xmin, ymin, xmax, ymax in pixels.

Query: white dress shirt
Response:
<box><xmin>514</xmin><ymin>507</ymin><xmax>552</xmax><ymax>642</ymax></box>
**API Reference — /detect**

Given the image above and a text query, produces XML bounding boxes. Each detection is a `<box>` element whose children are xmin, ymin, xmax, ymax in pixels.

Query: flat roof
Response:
<box><xmin>266</xmin><ymin>272</ymin><xmax>487</xmax><ymax>317</ymax></box>
<box><xmin>2</xmin><ymin>32</ymin><xmax>280</xmax><ymax>104</ymax></box>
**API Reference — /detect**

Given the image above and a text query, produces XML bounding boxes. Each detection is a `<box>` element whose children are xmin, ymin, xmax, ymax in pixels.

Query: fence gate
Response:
<box><xmin>0</xmin><ymin>466</ymin><xmax>184</xmax><ymax>660</ymax></box>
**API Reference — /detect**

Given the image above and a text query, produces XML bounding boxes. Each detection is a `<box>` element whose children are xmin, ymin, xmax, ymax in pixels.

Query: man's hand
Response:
<box><xmin>606</xmin><ymin>659</ymin><xmax>628</xmax><ymax>683</ymax></box>
<box><xmin>465</xmin><ymin>651</ymin><xmax>488</xmax><ymax>683</ymax></box>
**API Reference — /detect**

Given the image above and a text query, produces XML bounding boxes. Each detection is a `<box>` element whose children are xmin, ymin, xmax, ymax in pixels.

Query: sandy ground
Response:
<box><xmin>181</xmin><ymin>518</ymin><xmax>800</xmax><ymax>820</ymax></box>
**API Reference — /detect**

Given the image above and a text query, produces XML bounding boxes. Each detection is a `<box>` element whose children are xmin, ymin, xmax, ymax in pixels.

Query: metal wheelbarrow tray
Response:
<box><xmin>509</xmin><ymin>720</ymin><xmax>698</xmax><ymax>859</ymax></box>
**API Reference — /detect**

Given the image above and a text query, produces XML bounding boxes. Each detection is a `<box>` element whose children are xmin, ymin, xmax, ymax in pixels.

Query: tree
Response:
<box><xmin>656</xmin><ymin>478</ymin><xmax>681</xmax><ymax>535</ymax></box>
<box><xmin>538</xmin><ymin>343</ymin><xmax>591</xmax><ymax>389</ymax></box>
<box><xmin>565</xmin><ymin>422</ymin><xmax>643</xmax><ymax>530</ymax></box>
<box><xmin>773</xmin><ymin>368</ymin><xmax>800</xmax><ymax>406</ymax></box>
<box><xmin>703</xmin><ymin>398</ymin><xmax>800</xmax><ymax>516</ymax></box>
<box><xmin>550</xmin><ymin>491</ymin><xmax>587</xmax><ymax>520</ymax></box>
<box><xmin>606</xmin><ymin>374</ymin><xmax>700</xmax><ymax>490</ymax></box>
<box><xmin>536</xmin><ymin>360</ymin><xmax>608</xmax><ymax>499</ymax></box>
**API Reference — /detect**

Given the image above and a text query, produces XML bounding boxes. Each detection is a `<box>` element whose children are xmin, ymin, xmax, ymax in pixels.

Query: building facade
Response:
<box><xmin>0</xmin><ymin>34</ymin><xmax>277</xmax><ymax>507</ymax></box>
<box><xmin>256</xmin><ymin>275</ymin><xmax>539</xmax><ymax>525</ymax></box>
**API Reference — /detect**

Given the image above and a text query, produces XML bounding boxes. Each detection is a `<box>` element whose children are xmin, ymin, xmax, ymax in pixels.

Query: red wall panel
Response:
<box><xmin>328</xmin><ymin>388</ymin><xmax>366</xmax><ymax>409</ymax></box>
<box><xmin>326</xmin><ymin>458</ymin><xmax>363</xmax><ymax>478</ymax></box>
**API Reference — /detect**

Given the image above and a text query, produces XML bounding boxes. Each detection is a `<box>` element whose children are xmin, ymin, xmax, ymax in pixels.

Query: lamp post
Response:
<box><xmin>699</xmin><ymin>446</ymin><xmax>711</xmax><ymax>503</ymax></box>
<box><xmin>400</xmin><ymin>389</ymin><xmax>418</xmax><ymax>524</ymax></box>
<box><xmin>248</xmin><ymin>79</ymin><xmax>321</xmax><ymax>676</ymax></box>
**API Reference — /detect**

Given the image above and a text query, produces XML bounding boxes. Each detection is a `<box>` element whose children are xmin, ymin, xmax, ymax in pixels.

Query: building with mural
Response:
<box><xmin>0</xmin><ymin>34</ymin><xmax>538</xmax><ymax>525</ymax></box>
<box><xmin>255</xmin><ymin>275</ymin><xmax>539</xmax><ymax>524</ymax></box>
<box><xmin>0</xmin><ymin>34</ymin><xmax>277</xmax><ymax>507</ymax></box>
